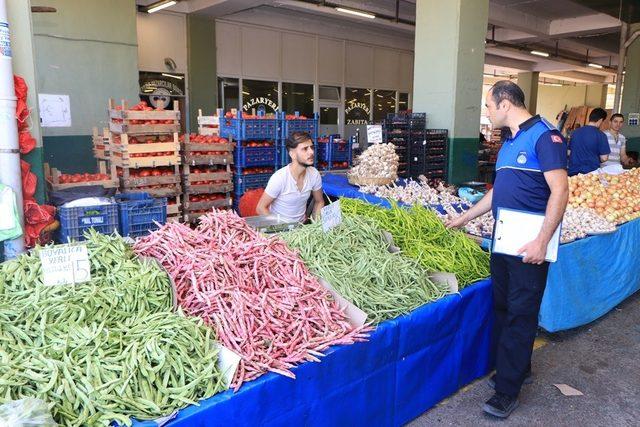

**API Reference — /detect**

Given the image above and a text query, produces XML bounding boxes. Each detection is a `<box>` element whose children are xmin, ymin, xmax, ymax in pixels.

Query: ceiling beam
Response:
<box><xmin>540</xmin><ymin>71</ymin><xmax>607</xmax><ymax>84</ymax></box>
<box><xmin>484</xmin><ymin>53</ymin><xmax>535</xmax><ymax>71</ymax></box>
<box><xmin>548</xmin><ymin>13</ymin><xmax>621</xmax><ymax>38</ymax></box>
<box><xmin>488</xmin><ymin>3</ymin><xmax>549</xmax><ymax>37</ymax></box>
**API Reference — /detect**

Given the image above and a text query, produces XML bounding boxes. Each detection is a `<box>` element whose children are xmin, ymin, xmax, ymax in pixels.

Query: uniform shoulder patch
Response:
<box><xmin>551</xmin><ymin>134</ymin><xmax>563</xmax><ymax>143</ymax></box>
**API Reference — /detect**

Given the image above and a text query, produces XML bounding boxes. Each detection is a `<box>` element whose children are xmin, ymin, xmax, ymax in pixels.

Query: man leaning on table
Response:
<box><xmin>447</xmin><ymin>80</ymin><xmax>569</xmax><ymax>419</ymax></box>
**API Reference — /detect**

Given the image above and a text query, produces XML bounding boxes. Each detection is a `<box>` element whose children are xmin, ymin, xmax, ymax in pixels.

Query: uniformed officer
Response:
<box><xmin>447</xmin><ymin>80</ymin><xmax>568</xmax><ymax>418</ymax></box>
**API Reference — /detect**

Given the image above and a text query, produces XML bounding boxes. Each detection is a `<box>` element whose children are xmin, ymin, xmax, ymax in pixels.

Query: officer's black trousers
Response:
<box><xmin>490</xmin><ymin>253</ymin><xmax>550</xmax><ymax>397</ymax></box>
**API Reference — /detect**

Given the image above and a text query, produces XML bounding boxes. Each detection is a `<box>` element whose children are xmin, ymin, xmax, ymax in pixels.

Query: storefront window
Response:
<box><xmin>218</xmin><ymin>77</ymin><xmax>239</xmax><ymax>112</ymax></box>
<box><xmin>373</xmin><ymin>90</ymin><xmax>397</xmax><ymax>121</ymax></box>
<box><xmin>398</xmin><ymin>92</ymin><xmax>409</xmax><ymax>112</ymax></box>
<box><xmin>345</xmin><ymin>88</ymin><xmax>371</xmax><ymax>125</ymax></box>
<box><xmin>242</xmin><ymin>79</ymin><xmax>279</xmax><ymax>114</ymax></box>
<box><xmin>282</xmin><ymin>83</ymin><xmax>314</xmax><ymax>117</ymax></box>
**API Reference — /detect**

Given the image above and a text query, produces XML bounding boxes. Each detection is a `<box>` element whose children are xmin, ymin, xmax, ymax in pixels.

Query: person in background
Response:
<box><xmin>447</xmin><ymin>80</ymin><xmax>568</xmax><ymax>419</ymax></box>
<box><xmin>603</xmin><ymin>113</ymin><xmax>631</xmax><ymax>168</ymax></box>
<box><xmin>256</xmin><ymin>132</ymin><xmax>324</xmax><ymax>222</ymax></box>
<box><xmin>567</xmin><ymin>108</ymin><xmax>610</xmax><ymax>175</ymax></box>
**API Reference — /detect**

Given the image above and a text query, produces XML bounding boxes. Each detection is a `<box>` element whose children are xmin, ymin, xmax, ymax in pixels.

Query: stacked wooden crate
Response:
<box><xmin>180</xmin><ymin>132</ymin><xmax>234</xmax><ymax>223</ymax></box>
<box><xmin>107</xmin><ymin>99</ymin><xmax>182</xmax><ymax>221</ymax></box>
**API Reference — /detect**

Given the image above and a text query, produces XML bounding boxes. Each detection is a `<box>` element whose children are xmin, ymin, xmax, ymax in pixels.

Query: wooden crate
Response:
<box><xmin>183</xmin><ymin>196</ymin><xmax>232</xmax><ymax>212</ymax></box>
<box><xmin>108</xmin><ymin>99</ymin><xmax>180</xmax><ymax>135</ymax></box>
<box><xmin>92</xmin><ymin>127</ymin><xmax>111</xmax><ymax>160</ymax></box>
<box><xmin>120</xmin><ymin>184</ymin><xmax>182</xmax><ymax>198</ymax></box>
<box><xmin>44</xmin><ymin>161</ymin><xmax>118</xmax><ymax>190</ymax></box>
<box><xmin>197</xmin><ymin>109</ymin><xmax>219</xmax><ymax>136</ymax></box>
<box><xmin>118</xmin><ymin>164</ymin><xmax>181</xmax><ymax>186</ymax></box>
<box><xmin>110</xmin><ymin>133</ymin><xmax>181</xmax><ymax>168</ymax></box>
<box><xmin>182</xmin><ymin>141</ymin><xmax>234</xmax><ymax>166</ymax></box>
<box><xmin>167</xmin><ymin>195</ymin><xmax>182</xmax><ymax>217</ymax></box>
<box><xmin>184</xmin><ymin>181</ymin><xmax>233</xmax><ymax>195</ymax></box>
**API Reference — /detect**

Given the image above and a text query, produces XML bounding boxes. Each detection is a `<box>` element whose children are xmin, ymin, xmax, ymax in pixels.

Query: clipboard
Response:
<box><xmin>492</xmin><ymin>207</ymin><xmax>561</xmax><ymax>262</ymax></box>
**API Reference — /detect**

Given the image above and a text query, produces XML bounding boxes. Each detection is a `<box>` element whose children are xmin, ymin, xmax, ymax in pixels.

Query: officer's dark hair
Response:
<box><xmin>611</xmin><ymin>113</ymin><xmax>624</xmax><ymax>121</ymax></box>
<box><xmin>588</xmin><ymin>108</ymin><xmax>608</xmax><ymax>123</ymax></box>
<box><xmin>490</xmin><ymin>80</ymin><xmax>526</xmax><ymax>109</ymax></box>
<box><xmin>286</xmin><ymin>131</ymin><xmax>313</xmax><ymax>151</ymax></box>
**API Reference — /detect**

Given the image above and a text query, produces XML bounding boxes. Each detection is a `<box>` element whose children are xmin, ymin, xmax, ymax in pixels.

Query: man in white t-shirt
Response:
<box><xmin>603</xmin><ymin>113</ymin><xmax>632</xmax><ymax>168</ymax></box>
<box><xmin>256</xmin><ymin>131</ymin><xmax>324</xmax><ymax>222</ymax></box>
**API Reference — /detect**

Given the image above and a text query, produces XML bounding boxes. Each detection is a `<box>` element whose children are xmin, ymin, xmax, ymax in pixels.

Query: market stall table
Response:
<box><xmin>133</xmin><ymin>279</ymin><xmax>493</xmax><ymax>427</ymax></box>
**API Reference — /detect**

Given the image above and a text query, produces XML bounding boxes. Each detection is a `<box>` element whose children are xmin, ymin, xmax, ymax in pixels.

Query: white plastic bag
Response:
<box><xmin>0</xmin><ymin>398</ymin><xmax>57</xmax><ymax>426</ymax></box>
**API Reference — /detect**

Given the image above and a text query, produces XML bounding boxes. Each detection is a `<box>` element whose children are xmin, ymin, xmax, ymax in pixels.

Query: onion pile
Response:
<box><xmin>349</xmin><ymin>143</ymin><xmax>399</xmax><ymax>181</ymax></box>
<box><xmin>359</xmin><ymin>176</ymin><xmax>462</xmax><ymax>206</ymax></box>
<box><xmin>569</xmin><ymin>169</ymin><xmax>640</xmax><ymax>224</ymax></box>
<box><xmin>561</xmin><ymin>207</ymin><xmax>616</xmax><ymax>243</ymax></box>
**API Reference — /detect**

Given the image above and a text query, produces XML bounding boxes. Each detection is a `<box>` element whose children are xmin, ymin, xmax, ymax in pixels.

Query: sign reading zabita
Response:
<box><xmin>345</xmin><ymin>101</ymin><xmax>370</xmax><ymax>125</ymax></box>
<box><xmin>242</xmin><ymin>97</ymin><xmax>279</xmax><ymax>113</ymax></box>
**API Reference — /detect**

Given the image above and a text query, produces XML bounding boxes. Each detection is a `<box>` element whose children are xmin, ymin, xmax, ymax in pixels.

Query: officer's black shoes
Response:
<box><xmin>487</xmin><ymin>371</ymin><xmax>533</xmax><ymax>389</ymax></box>
<box><xmin>483</xmin><ymin>392</ymin><xmax>519</xmax><ymax>418</ymax></box>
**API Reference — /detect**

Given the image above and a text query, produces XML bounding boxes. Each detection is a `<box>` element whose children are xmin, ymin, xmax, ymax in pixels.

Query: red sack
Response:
<box><xmin>19</xmin><ymin>130</ymin><xmax>36</xmax><ymax>154</ymax></box>
<box><xmin>14</xmin><ymin>75</ymin><xmax>29</xmax><ymax>128</ymax></box>
<box><xmin>14</xmin><ymin>75</ymin><xmax>28</xmax><ymax>100</ymax></box>
<box><xmin>238</xmin><ymin>188</ymin><xmax>265</xmax><ymax>217</ymax></box>
<box><xmin>23</xmin><ymin>199</ymin><xmax>55</xmax><ymax>248</ymax></box>
<box><xmin>20</xmin><ymin>159</ymin><xmax>37</xmax><ymax>199</ymax></box>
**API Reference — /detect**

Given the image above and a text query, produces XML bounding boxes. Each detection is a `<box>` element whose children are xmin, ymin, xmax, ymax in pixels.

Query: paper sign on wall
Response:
<box><xmin>38</xmin><ymin>94</ymin><xmax>71</xmax><ymax>127</ymax></box>
<box><xmin>321</xmin><ymin>200</ymin><xmax>342</xmax><ymax>232</ymax></box>
<box><xmin>39</xmin><ymin>244</ymin><xmax>91</xmax><ymax>286</ymax></box>
<box><xmin>366</xmin><ymin>125</ymin><xmax>383</xmax><ymax>144</ymax></box>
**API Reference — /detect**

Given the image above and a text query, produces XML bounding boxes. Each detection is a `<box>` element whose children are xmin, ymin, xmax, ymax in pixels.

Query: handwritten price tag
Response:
<box><xmin>39</xmin><ymin>244</ymin><xmax>91</xmax><ymax>286</ymax></box>
<box><xmin>321</xmin><ymin>201</ymin><xmax>342</xmax><ymax>233</ymax></box>
<box><xmin>366</xmin><ymin>125</ymin><xmax>383</xmax><ymax>144</ymax></box>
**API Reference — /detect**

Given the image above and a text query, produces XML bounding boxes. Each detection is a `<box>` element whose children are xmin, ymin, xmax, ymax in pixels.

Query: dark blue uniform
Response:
<box><xmin>491</xmin><ymin>115</ymin><xmax>567</xmax><ymax>397</ymax></box>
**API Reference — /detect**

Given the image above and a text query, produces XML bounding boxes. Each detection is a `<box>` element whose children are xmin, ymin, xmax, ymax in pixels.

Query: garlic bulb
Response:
<box><xmin>349</xmin><ymin>143</ymin><xmax>399</xmax><ymax>180</ymax></box>
<box><xmin>360</xmin><ymin>177</ymin><xmax>462</xmax><ymax>206</ymax></box>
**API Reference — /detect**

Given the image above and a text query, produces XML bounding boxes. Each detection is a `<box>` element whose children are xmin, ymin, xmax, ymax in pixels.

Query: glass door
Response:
<box><xmin>319</xmin><ymin>103</ymin><xmax>340</xmax><ymax>137</ymax></box>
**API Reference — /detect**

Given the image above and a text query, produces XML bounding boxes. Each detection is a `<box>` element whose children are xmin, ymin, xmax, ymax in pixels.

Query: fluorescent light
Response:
<box><xmin>530</xmin><ymin>50</ymin><xmax>549</xmax><ymax>58</ymax></box>
<box><xmin>543</xmin><ymin>83</ymin><xmax>563</xmax><ymax>87</ymax></box>
<box><xmin>335</xmin><ymin>7</ymin><xmax>375</xmax><ymax>19</ymax></box>
<box><xmin>588</xmin><ymin>63</ymin><xmax>603</xmax><ymax>69</ymax></box>
<box><xmin>146</xmin><ymin>0</ymin><xmax>176</xmax><ymax>14</ymax></box>
<box><xmin>242</xmin><ymin>91</ymin><xmax>250</xmax><ymax>96</ymax></box>
<box><xmin>161</xmin><ymin>73</ymin><xmax>183</xmax><ymax>80</ymax></box>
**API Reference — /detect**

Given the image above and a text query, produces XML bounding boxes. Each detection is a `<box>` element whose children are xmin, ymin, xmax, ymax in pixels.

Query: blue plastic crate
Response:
<box><xmin>57</xmin><ymin>202</ymin><xmax>119</xmax><ymax>242</ymax></box>
<box><xmin>279</xmin><ymin>112</ymin><xmax>319</xmax><ymax>140</ymax></box>
<box><xmin>275</xmin><ymin>141</ymin><xmax>319</xmax><ymax>168</ymax></box>
<box><xmin>317</xmin><ymin>135</ymin><xmax>352</xmax><ymax>163</ymax></box>
<box><xmin>115</xmin><ymin>192</ymin><xmax>167</xmax><ymax>238</ymax></box>
<box><xmin>233</xmin><ymin>172</ymin><xmax>273</xmax><ymax>196</ymax></box>
<box><xmin>234</xmin><ymin>145</ymin><xmax>277</xmax><ymax>168</ymax></box>
<box><xmin>220</xmin><ymin>112</ymin><xmax>278</xmax><ymax>140</ymax></box>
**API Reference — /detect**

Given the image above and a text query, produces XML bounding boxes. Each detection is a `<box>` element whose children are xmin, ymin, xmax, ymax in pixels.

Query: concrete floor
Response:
<box><xmin>409</xmin><ymin>291</ymin><xmax>640</xmax><ymax>427</ymax></box>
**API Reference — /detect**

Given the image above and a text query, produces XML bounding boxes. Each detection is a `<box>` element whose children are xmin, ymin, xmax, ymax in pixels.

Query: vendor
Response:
<box><xmin>256</xmin><ymin>131</ymin><xmax>324</xmax><ymax>222</ymax></box>
<box><xmin>567</xmin><ymin>108</ymin><xmax>610</xmax><ymax>176</ymax></box>
<box><xmin>603</xmin><ymin>113</ymin><xmax>633</xmax><ymax>168</ymax></box>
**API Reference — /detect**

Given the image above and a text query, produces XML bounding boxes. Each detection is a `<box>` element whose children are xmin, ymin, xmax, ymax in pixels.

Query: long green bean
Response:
<box><xmin>0</xmin><ymin>230</ymin><xmax>226</xmax><ymax>426</ymax></box>
<box><xmin>281</xmin><ymin>215</ymin><xmax>448</xmax><ymax>323</ymax></box>
<box><xmin>340</xmin><ymin>198</ymin><xmax>490</xmax><ymax>287</ymax></box>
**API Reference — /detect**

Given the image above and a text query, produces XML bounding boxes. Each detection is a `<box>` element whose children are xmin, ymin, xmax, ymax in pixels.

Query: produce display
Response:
<box><xmin>281</xmin><ymin>216</ymin><xmax>448</xmax><ymax>323</ymax></box>
<box><xmin>179</xmin><ymin>133</ymin><xmax>230</xmax><ymax>144</ymax></box>
<box><xmin>117</xmin><ymin>166</ymin><xmax>176</xmax><ymax>178</ymax></box>
<box><xmin>348</xmin><ymin>143</ymin><xmax>399</xmax><ymax>183</ymax></box>
<box><xmin>340</xmin><ymin>198</ymin><xmax>490</xmax><ymax>287</ymax></box>
<box><xmin>111</xmin><ymin>101</ymin><xmax>175</xmax><ymax>124</ymax></box>
<box><xmin>134</xmin><ymin>211</ymin><xmax>367</xmax><ymax>390</ymax></box>
<box><xmin>56</xmin><ymin>172</ymin><xmax>112</xmax><ymax>184</ymax></box>
<box><xmin>560</xmin><ymin>207</ymin><xmax>617</xmax><ymax>243</ymax></box>
<box><xmin>568</xmin><ymin>169</ymin><xmax>640</xmax><ymax>224</ymax></box>
<box><xmin>0</xmin><ymin>231</ymin><xmax>225</xmax><ymax>426</ymax></box>
<box><xmin>359</xmin><ymin>177</ymin><xmax>463</xmax><ymax>206</ymax></box>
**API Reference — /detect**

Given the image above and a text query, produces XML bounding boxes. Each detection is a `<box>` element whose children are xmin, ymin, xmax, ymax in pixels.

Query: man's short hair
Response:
<box><xmin>588</xmin><ymin>108</ymin><xmax>608</xmax><ymax>123</ymax></box>
<box><xmin>490</xmin><ymin>80</ymin><xmax>526</xmax><ymax>109</ymax></box>
<box><xmin>286</xmin><ymin>131</ymin><xmax>312</xmax><ymax>151</ymax></box>
<box><xmin>611</xmin><ymin>113</ymin><xmax>624</xmax><ymax>122</ymax></box>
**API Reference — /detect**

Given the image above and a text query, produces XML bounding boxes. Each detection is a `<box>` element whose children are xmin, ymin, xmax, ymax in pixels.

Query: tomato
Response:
<box><xmin>151</xmin><ymin>170</ymin><xmax>161</xmax><ymax>177</ymax></box>
<box><xmin>139</xmin><ymin>170</ymin><xmax>151</xmax><ymax>177</ymax></box>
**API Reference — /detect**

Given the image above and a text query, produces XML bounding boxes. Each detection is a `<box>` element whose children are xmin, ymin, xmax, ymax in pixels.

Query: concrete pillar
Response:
<box><xmin>412</xmin><ymin>0</ymin><xmax>489</xmax><ymax>184</ymax></box>
<box><xmin>8</xmin><ymin>0</ymin><xmax>45</xmax><ymax>203</ymax></box>
<box><xmin>517</xmin><ymin>72</ymin><xmax>539</xmax><ymax>114</ymax></box>
<box><xmin>585</xmin><ymin>84</ymin><xmax>607</xmax><ymax>108</ymax></box>
<box><xmin>187</xmin><ymin>15</ymin><xmax>217</xmax><ymax>133</ymax></box>
<box><xmin>621</xmin><ymin>23</ymin><xmax>640</xmax><ymax>152</ymax></box>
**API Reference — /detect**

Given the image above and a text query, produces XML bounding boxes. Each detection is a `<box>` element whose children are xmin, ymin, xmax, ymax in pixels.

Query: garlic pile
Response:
<box><xmin>360</xmin><ymin>176</ymin><xmax>463</xmax><ymax>206</ymax></box>
<box><xmin>349</xmin><ymin>143</ymin><xmax>399</xmax><ymax>180</ymax></box>
<box><xmin>560</xmin><ymin>207</ymin><xmax>616</xmax><ymax>243</ymax></box>
<box><xmin>437</xmin><ymin>209</ymin><xmax>494</xmax><ymax>238</ymax></box>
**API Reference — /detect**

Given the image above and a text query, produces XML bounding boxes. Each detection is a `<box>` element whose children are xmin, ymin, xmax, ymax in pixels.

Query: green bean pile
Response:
<box><xmin>340</xmin><ymin>199</ymin><xmax>490</xmax><ymax>287</ymax></box>
<box><xmin>0</xmin><ymin>230</ymin><xmax>225</xmax><ymax>426</ymax></box>
<box><xmin>280</xmin><ymin>215</ymin><xmax>449</xmax><ymax>323</ymax></box>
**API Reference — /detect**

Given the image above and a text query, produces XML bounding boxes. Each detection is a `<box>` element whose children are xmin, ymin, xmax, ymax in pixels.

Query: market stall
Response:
<box><xmin>323</xmin><ymin>170</ymin><xmax>640</xmax><ymax>333</ymax></box>
<box><xmin>132</xmin><ymin>278</ymin><xmax>493</xmax><ymax>427</ymax></box>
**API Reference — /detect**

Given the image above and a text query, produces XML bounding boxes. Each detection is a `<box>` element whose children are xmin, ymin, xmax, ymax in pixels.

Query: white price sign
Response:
<box><xmin>366</xmin><ymin>125</ymin><xmax>383</xmax><ymax>144</ymax></box>
<box><xmin>39</xmin><ymin>244</ymin><xmax>91</xmax><ymax>286</ymax></box>
<box><xmin>321</xmin><ymin>201</ymin><xmax>342</xmax><ymax>232</ymax></box>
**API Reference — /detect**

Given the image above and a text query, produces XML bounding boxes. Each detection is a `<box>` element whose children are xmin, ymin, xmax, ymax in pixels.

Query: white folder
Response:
<box><xmin>492</xmin><ymin>207</ymin><xmax>561</xmax><ymax>263</ymax></box>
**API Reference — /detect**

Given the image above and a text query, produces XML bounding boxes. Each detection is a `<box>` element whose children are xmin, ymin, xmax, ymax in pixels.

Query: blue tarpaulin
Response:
<box><xmin>133</xmin><ymin>279</ymin><xmax>493</xmax><ymax>427</ymax></box>
<box><xmin>540</xmin><ymin>218</ymin><xmax>640</xmax><ymax>332</ymax></box>
<box><xmin>322</xmin><ymin>173</ymin><xmax>395</xmax><ymax>207</ymax></box>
